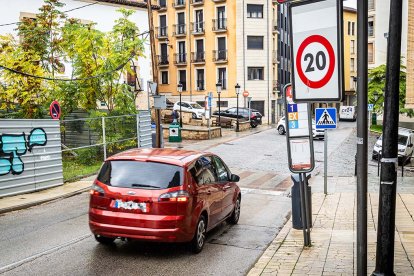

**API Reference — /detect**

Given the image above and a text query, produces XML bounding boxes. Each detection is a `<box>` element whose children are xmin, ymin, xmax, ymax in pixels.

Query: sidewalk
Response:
<box><xmin>248</xmin><ymin>176</ymin><xmax>414</xmax><ymax>275</ymax></box>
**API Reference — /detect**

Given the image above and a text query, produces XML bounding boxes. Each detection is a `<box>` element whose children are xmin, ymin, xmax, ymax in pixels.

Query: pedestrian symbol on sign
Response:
<box><xmin>315</xmin><ymin>108</ymin><xmax>337</xmax><ymax>129</ymax></box>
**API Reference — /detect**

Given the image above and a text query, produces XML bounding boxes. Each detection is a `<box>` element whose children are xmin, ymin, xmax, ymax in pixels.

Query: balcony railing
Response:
<box><xmin>157</xmin><ymin>55</ymin><xmax>169</xmax><ymax>66</ymax></box>
<box><xmin>212</xmin><ymin>18</ymin><xmax>227</xmax><ymax>32</ymax></box>
<box><xmin>191</xmin><ymin>0</ymin><xmax>204</xmax><ymax>5</ymax></box>
<box><xmin>173</xmin><ymin>24</ymin><xmax>186</xmax><ymax>36</ymax></box>
<box><xmin>191</xmin><ymin>51</ymin><xmax>205</xmax><ymax>63</ymax></box>
<box><xmin>191</xmin><ymin>21</ymin><xmax>205</xmax><ymax>34</ymax></box>
<box><xmin>368</xmin><ymin>27</ymin><xmax>374</xmax><ymax>37</ymax></box>
<box><xmin>174</xmin><ymin>53</ymin><xmax>187</xmax><ymax>65</ymax></box>
<box><xmin>196</xmin><ymin>80</ymin><xmax>205</xmax><ymax>91</ymax></box>
<box><xmin>173</xmin><ymin>0</ymin><xmax>186</xmax><ymax>8</ymax></box>
<box><xmin>213</xmin><ymin>50</ymin><xmax>227</xmax><ymax>62</ymax></box>
<box><xmin>156</xmin><ymin>26</ymin><xmax>168</xmax><ymax>39</ymax></box>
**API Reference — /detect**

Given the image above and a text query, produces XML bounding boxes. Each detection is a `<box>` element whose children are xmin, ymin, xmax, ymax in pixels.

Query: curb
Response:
<box><xmin>0</xmin><ymin>186</ymin><xmax>90</xmax><ymax>215</ymax></box>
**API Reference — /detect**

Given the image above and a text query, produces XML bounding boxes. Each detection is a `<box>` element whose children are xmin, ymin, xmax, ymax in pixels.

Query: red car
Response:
<box><xmin>89</xmin><ymin>148</ymin><xmax>241</xmax><ymax>253</ymax></box>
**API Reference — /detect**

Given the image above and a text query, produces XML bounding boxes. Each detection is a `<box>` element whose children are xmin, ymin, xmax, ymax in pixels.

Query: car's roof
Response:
<box><xmin>106</xmin><ymin>148</ymin><xmax>205</xmax><ymax>167</ymax></box>
<box><xmin>398</xmin><ymin>127</ymin><xmax>414</xmax><ymax>134</ymax></box>
<box><xmin>176</xmin><ymin>101</ymin><xmax>198</xmax><ymax>104</ymax></box>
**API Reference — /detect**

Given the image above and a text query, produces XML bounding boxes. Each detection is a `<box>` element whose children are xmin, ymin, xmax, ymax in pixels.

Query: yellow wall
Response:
<box><xmin>154</xmin><ymin>1</ymin><xmax>237</xmax><ymax>100</ymax></box>
<box><xmin>343</xmin><ymin>8</ymin><xmax>357</xmax><ymax>95</ymax></box>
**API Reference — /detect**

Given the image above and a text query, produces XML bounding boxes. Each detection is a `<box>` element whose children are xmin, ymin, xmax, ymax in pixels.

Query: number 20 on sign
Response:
<box><xmin>289</xmin><ymin>0</ymin><xmax>344</xmax><ymax>102</ymax></box>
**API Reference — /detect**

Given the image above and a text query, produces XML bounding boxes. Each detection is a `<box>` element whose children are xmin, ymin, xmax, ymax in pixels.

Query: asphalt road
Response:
<box><xmin>0</xmin><ymin>121</ymin><xmax>379</xmax><ymax>276</ymax></box>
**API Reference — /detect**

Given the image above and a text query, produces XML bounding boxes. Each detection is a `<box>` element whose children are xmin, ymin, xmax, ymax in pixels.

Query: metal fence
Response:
<box><xmin>0</xmin><ymin>119</ymin><xmax>63</xmax><ymax>197</ymax></box>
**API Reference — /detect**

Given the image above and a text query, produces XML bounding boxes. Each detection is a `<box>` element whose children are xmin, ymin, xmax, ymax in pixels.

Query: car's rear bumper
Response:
<box><xmin>89</xmin><ymin>208</ymin><xmax>193</xmax><ymax>242</ymax></box>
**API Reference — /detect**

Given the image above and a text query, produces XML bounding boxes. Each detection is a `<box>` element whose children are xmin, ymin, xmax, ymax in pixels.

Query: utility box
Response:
<box><xmin>372</xmin><ymin>113</ymin><xmax>377</xmax><ymax>125</ymax></box>
<box><xmin>291</xmin><ymin>174</ymin><xmax>312</xmax><ymax>230</ymax></box>
<box><xmin>168</xmin><ymin>123</ymin><xmax>182</xmax><ymax>142</ymax></box>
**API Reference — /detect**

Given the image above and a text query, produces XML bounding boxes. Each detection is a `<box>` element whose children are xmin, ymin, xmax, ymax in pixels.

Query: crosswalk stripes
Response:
<box><xmin>230</xmin><ymin>169</ymin><xmax>291</xmax><ymax>192</ymax></box>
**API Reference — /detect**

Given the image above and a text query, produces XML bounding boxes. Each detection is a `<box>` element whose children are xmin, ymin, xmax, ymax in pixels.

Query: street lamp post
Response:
<box><xmin>216</xmin><ymin>82</ymin><xmax>222</xmax><ymax>125</ymax></box>
<box><xmin>235</xmin><ymin>83</ymin><xmax>241</xmax><ymax>132</ymax></box>
<box><xmin>177</xmin><ymin>83</ymin><xmax>183</xmax><ymax>127</ymax></box>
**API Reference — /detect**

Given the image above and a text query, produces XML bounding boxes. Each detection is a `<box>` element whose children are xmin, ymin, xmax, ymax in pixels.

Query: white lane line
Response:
<box><xmin>240</xmin><ymin>188</ymin><xmax>284</xmax><ymax>196</ymax></box>
<box><xmin>0</xmin><ymin>234</ymin><xmax>92</xmax><ymax>274</ymax></box>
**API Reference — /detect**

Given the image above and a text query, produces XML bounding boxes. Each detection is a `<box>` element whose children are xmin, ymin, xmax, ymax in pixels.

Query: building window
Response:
<box><xmin>352</xmin><ymin>22</ymin><xmax>355</xmax><ymax>36</ymax></box>
<box><xmin>247</xmin><ymin>36</ymin><xmax>264</xmax><ymax>50</ymax></box>
<box><xmin>348</xmin><ymin>21</ymin><xmax>351</xmax><ymax>35</ymax></box>
<box><xmin>159</xmin><ymin>0</ymin><xmax>167</xmax><ymax>8</ymax></box>
<box><xmin>196</xmin><ymin>69</ymin><xmax>204</xmax><ymax>91</ymax></box>
<box><xmin>368</xmin><ymin>17</ymin><xmax>374</xmax><ymax>37</ymax></box>
<box><xmin>248</xmin><ymin>67</ymin><xmax>264</xmax><ymax>80</ymax></box>
<box><xmin>247</xmin><ymin>4</ymin><xmax>263</xmax><ymax>18</ymax></box>
<box><xmin>350</xmin><ymin>58</ymin><xmax>355</xmax><ymax>72</ymax></box>
<box><xmin>179</xmin><ymin>70</ymin><xmax>187</xmax><ymax>91</ymax></box>
<box><xmin>161</xmin><ymin>71</ymin><xmax>168</xmax><ymax>84</ymax></box>
<box><xmin>350</xmin><ymin>40</ymin><xmax>355</xmax><ymax>54</ymax></box>
<box><xmin>368</xmin><ymin>43</ymin><xmax>374</xmax><ymax>63</ymax></box>
<box><xmin>368</xmin><ymin>0</ymin><xmax>375</xmax><ymax>10</ymax></box>
<box><xmin>216</xmin><ymin>101</ymin><xmax>228</xmax><ymax>108</ymax></box>
<box><xmin>218</xmin><ymin>68</ymin><xmax>227</xmax><ymax>89</ymax></box>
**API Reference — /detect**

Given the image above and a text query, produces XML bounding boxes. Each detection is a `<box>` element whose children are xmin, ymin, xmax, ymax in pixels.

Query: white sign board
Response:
<box><xmin>290</xmin><ymin>0</ymin><xmax>343</xmax><ymax>102</ymax></box>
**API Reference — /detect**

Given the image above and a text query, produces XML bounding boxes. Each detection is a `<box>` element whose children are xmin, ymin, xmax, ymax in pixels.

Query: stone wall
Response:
<box><xmin>163</xmin><ymin>125</ymin><xmax>221</xmax><ymax>140</ymax></box>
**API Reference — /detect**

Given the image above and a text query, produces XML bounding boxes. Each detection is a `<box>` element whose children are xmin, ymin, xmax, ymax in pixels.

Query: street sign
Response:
<box><xmin>147</xmin><ymin>81</ymin><xmax>157</xmax><ymax>95</ymax></box>
<box><xmin>289</xmin><ymin>0</ymin><xmax>343</xmax><ymax>102</ymax></box>
<box><xmin>315</xmin><ymin>108</ymin><xmax>337</xmax><ymax>129</ymax></box>
<box><xmin>49</xmin><ymin>101</ymin><xmax>61</xmax><ymax>120</ymax></box>
<box><xmin>243</xmin><ymin>91</ymin><xmax>249</xmax><ymax>97</ymax></box>
<box><xmin>368</xmin><ymin>104</ymin><xmax>374</xmax><ymax>111</ymax></box>
<box><xmin>283</xmin><ymin>84</ymin><xmax>315</xmax><ymax>173</ymax></box>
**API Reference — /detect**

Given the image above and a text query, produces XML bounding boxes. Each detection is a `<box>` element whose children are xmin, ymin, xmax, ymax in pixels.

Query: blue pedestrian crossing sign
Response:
<box><xmin>368</xmin><ymin>104</ymin><xmax>374</xmax><ymax>111</ymax></box>
<box><xmin>315</xmin><ymin>108</ymin><xmax>337</xmax><ymax>129</ymax></box>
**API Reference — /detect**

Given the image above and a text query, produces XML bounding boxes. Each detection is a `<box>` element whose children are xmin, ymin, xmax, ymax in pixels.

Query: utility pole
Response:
<box><xmin>373</xmin><ymin>0</ymin><xmax>403</xmax><ymax>275</ymax></box>
<box><xmin>147</xmin><ymin>0</ymin><xmax>161</xmax><ymax>148</ymax></box>
<box><xmin>356</xmin><ymin>0</ymin><xmax>368</xmax><ymax>275</ymax></box>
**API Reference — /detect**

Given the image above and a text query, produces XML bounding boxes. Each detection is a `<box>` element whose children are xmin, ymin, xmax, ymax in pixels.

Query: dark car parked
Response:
<box><xmin>213</xmin><ymin>107</ymin><xmax>262</xmax><ymax>128</ymax></box>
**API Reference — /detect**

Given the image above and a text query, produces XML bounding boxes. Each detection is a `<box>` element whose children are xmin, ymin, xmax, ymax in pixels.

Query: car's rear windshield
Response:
<box><xmin>97</xmin><ymin>161</ymin><xmax>183</xmax><ymax>189</ymax></box>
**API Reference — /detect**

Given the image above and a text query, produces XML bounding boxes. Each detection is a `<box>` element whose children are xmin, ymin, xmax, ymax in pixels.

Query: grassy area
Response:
<box><xmin>370</xmin><ymin>124</ymin><xmax>383</xmax><ymax>133</ymax></box>
<box><xmin>62</xmin><ymin>160</ymin><xmax>102</xmax><ymax>182</ymax></box>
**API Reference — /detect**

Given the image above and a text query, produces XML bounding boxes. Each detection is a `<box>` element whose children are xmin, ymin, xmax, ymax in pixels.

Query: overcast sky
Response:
<box><xmin>344</xmin><ymin>0</ymin><xmax>357</xmax><ymax>9</ymax></box>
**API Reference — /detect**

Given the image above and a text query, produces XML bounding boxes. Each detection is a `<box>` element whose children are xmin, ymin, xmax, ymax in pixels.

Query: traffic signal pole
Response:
<box><xmin>372</xmin><ymin>0</ymin><xmax>403</xmax><ymax>275</ymax></box>
<box><xmin>356</xmin><ymin>0</ymin><xmax>368</xmax><ymax>275</ymax></box>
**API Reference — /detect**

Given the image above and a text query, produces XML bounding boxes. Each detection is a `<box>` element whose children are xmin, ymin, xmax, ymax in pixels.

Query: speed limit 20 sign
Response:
<box><xmin>289</xmin><ymin>0</ymin><xmax>344</xmax><ymax>102</ymax></box>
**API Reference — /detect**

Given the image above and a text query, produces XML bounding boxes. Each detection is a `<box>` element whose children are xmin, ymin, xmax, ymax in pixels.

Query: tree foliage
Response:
<box><xmin>0</xmin><ymin>0</ymin><xmax>145</xmax><ymax>118</ymax></box>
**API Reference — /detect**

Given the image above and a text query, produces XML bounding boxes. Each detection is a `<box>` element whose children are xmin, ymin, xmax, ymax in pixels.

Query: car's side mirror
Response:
<box><xmin>230</xmin><ymin>174</ymin><xmax>240</xmax><ymax>182</ymax></box>
<box><xmin>408</xmin><ymin>143</ymin><xmax>413</xmax><ymax>148</ymax></box>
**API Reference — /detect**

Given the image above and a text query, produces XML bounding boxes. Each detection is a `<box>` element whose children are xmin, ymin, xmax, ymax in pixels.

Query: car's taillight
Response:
<box><xmin>159</xmin><ymin>190</ymin><xmax>189</xmax><ymax>202</ymax></box>
<box><xmin>251</xmin><ymin>114</ymin><xmax>255</xmax><ymax>119</ymax></box>
<box><xmin>90</xmin><ymin>183</ymin><xmax>105</xmax><ymax>196</ymax></box>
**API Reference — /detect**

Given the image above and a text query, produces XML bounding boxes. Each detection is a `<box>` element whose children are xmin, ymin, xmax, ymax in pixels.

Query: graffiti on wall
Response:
<box><xmin>0</xmin><ymin>128</ymin><xmax>47</xmax><ymax>176</ymax></box>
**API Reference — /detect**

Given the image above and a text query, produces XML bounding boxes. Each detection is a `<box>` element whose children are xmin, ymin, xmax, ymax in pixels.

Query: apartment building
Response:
<box><xmin>153</xmin><ymin>0</ymin><xmax>279</xmax><ymax>124</ymax></box>
<box><xmin>343</xmin><ymin>6</ymin><xmax>357</xmax><ymax>106</ymax></box>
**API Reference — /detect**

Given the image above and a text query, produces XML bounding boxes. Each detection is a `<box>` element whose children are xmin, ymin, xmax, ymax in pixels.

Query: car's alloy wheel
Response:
<box><xmin>192</xmin><ymin>113</ymin><xmax>197</xmax><ymax>119</ymax></box>
<box><xmin>94</xmin><ymin>234</ymin><xmax>115</xmax><ymax>245</ymax></box>
<box><xmin>227</xmin><ymin>197</ymin><xmax>241</xmax><ymax>225</ymax></box>
<box><xmin>278</xmin><ymin>126</ymin><xmax>285</xmax><ymax>135</ymax></box>
<box><xmin>191</xmin><ymin>216</ymin><xmax>206</xmax><ymax>253</ymax></box>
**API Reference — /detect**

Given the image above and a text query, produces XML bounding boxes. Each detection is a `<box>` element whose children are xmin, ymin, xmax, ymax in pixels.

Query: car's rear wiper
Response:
<box><xmin>131</xmin><ymin>184</ymin><xmax>160</xmax><ymax>188</ymax></box>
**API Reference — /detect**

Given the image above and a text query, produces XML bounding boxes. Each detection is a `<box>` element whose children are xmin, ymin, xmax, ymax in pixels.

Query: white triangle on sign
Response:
<box><xmin>316</xmin><ymin>109</ymin><xmax>336</xmax><ymax>126</ymax></box>
<box><xmin>148</xmin><ymin>81</ymin><xmax>158</xmax><ymax>94</ymax></box>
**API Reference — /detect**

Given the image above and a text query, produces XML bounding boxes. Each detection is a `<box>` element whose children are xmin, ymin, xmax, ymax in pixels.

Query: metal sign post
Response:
<box><xmin>315</xmin><ymin>107</ymin><xmax>337</xmax><ymax>195</ymax></box>
<box><xmin>289</xmin><ymin>0</ymin><xmax>344</xmax><ymax>102</ymax></box>
<box><xmin>284</xmin><ymin>84</ymin><xmax>314</xmax><ymax>246</ymax></box>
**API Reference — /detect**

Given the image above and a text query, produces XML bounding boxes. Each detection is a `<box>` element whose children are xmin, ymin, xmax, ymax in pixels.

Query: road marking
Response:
<box><xmin>240</xmin><ymin>188</ymin><xmax>284</xmax><ymax>196</ymax></box>
<box><xmin>0</xmin><ymin>234</ymin><xmax>91</xmax><ymax>273</ymax></box>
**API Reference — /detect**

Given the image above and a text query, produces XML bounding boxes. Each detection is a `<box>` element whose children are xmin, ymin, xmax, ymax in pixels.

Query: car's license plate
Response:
<box><xmin>113</xmin><ymin>200</ymin><xmax>148</xmax><ymax>212</ymax></box>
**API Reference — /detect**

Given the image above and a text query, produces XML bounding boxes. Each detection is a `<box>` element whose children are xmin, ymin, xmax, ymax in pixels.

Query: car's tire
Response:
<box><xmin>227</xmin><ymin>196</ymin><xmax>241</xmax><ymax>225</ymax></box>
<box><xmin>192</xmin><ymin>113</ymin><xmax>197</xmax><ymax>119</ymax></box>
<box><xmin>94</xmin><ymin>234</ymin><xmax>115</xmax><ymax>245</ymax></box>
<box><xmin>278</xmin><ymin>126</ymin><xmax>285</xmax><ymax>135</ymax></box>
<box><xmin>251</xmin><ymin>122</ymin><xmax>258</xmax><ymax>128</ymax></box>
<box><xmin>190</xmin><ymin>215</ymin><xmax>207</xmax><ymax>254</ymax></box>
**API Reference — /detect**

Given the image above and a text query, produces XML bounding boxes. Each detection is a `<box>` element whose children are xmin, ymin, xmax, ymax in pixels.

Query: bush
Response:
<box><xmin>76</xmin><ymin>147</ymin><xmax>100</xmax><ymax>166</ymax></box>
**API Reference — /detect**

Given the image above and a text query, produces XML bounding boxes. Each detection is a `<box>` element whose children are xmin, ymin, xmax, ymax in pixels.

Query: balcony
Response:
<box><xmin>174</xmin><ymin>53</ymin><xmax>187</xmax><ymax>65</ymax></box>
<box><xmin>156</xmin><ymin>26</ymin><xmax>168</xmax><ymax>39</ymax></box>
<box><xmin>158</xmin><ymin>0</ymin><xmax>167</xmax><ymax>11</ymax></box>
<box><xmin>191</xmin><ymin>51</ymin><xmax>205</xmax><ymax>64</ymax></box>
<box><xmin>191</xmin><ymin>0</ymin><xmax>204</xmax><ymax>5</ymax></box>
<box><xmin>173</xmin><ymin>24</ymin><xmax>186</xmax><ymax>37</ymax></box>
<box><xmin>213</xmin><ymin>50</ymin><xmax>227</xmax><ymax>63</ymax></box>
<box><xmin>196</xmin><ymin>80</ymin><xmax>205</xmax><ymax>91</ymax></box>
<box><xmin>172</xmin><ymin>0</ymin><xmax>186</xmax><ymax>8</ymax></box>
<box><xmin>157</xmin><ymin>55</ymin><xmax>169</xmax><ymax>67</ymax></box>
<box><xmin>191</xmin><ymin>21</ymin><xmax>205</xmax><ymax>35</ymax></box>
<box><xmin>212</xmin><ymin>18</ymin><xmax>227</xmax><ymax>32</ymax></box>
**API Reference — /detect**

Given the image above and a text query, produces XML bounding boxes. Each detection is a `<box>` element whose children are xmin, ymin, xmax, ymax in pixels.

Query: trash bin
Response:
<box><xmin>372</xmin><ymin>112</ymin><xmax>377</xmax><ymax>125</ymax></box>
<box><xmin>168</xmin><ymin>122</ymin><xmax>182</xmax><ymax>142</ymax></box>
<box><xmin>291</xmin><ymin>174</ymin><xmax>312</xmax><ymax>230</ymax></box>
<box><xmin>151</xmin><ymin>129</ymin><xmax>164</xmax><ymax>148</ymax></box>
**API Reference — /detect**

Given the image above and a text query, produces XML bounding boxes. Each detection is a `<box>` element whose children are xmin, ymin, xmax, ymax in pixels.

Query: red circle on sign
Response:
<box><xmin>243</xmin><ymin>91</ymin><xmax>249</xmax><ymax>97</ymax></box>
<box><xmin>49</xmin><ymin>100</ymin><xmax>61</xmax><ymax>120</ymax></box>
<box><xmin>296</xmin><ymin>35</ymin><xmax>335</xmax><ymax>89</ymax></box>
